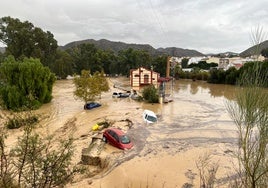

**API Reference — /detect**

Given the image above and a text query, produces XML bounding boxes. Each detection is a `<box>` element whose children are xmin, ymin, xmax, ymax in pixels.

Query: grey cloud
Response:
<box><xmin>0</xmin><ymin>0</ymin><xmax>267</xmax><ymax>53</ymax></box>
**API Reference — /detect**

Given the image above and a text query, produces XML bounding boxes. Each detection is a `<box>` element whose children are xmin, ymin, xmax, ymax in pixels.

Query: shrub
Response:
<box><xmin>5</xmin><ymin>113</ymin><xmax>39</xmax><ymax>129</ymax></box>
<box><xmin>142</xmin><ymin>85</ymin><xmax>159</xmax><ymax>103</ymax></box>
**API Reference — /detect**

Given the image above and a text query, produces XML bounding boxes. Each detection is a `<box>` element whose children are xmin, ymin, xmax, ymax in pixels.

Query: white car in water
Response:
<box><xmin>143</xmin><ymin>109</ymin><xmax>157</xmax><ymax>124</ymax></box>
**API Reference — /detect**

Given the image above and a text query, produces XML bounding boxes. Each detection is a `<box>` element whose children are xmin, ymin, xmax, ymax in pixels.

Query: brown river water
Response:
<box><xmin>2</xmin><ymin>77</ymin><xmax>240</xmax><ymax>188</ymax></box>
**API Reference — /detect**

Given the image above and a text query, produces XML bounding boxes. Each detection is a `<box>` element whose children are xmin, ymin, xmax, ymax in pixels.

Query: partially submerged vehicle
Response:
<box><xmin>112</xmin><ymin>91</ymin><xmax>130</xmax><ymax>98</ymax></box>
<box><xmin>102</xmin><ymin>128</ymin><xmax>133</xmax><ymax>150</ymax></box>
<box><xmin>143</xmin><ymin>109</ymin><xmax>157</xmax><ymax>124</ymax></box>
<box><xmin>84</xmin><ymin>102</ymin><xmax>101</xmax><ymax>110</ymax></box>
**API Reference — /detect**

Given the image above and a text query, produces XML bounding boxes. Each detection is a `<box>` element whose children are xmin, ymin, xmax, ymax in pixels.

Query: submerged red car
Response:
<box><xmin>102</xmin><ymin>128</ymin><xmax>133</xmax><ymax>150</ymax></box>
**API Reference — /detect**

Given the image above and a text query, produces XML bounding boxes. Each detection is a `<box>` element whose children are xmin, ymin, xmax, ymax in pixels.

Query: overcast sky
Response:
<box><xmin>1</xmin><ymin>0</ymin><xmax>267</xmax><ymax>54</ymax></box>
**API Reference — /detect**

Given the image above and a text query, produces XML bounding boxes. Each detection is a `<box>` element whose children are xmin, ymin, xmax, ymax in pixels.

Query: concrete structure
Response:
<box><xmin>130</xmin><ymin>67</ymin><xmax>159</xmax><ymax>89</ymax></box>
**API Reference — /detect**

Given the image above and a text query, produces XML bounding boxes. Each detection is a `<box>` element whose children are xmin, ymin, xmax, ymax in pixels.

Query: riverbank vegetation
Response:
<box><xmin>0</xmin><ymin>56</ymin><xmax>55</xmax><ymax>111</ymax></box>
<box><xmin>227</xmin><ymin>62</ymin><xmax>268</xmax><ymax>187</ymax></box>
<box><xmin>0</xmin><ymin>123</ymin><xmax>80</xmax><ymax>188</ymax></box>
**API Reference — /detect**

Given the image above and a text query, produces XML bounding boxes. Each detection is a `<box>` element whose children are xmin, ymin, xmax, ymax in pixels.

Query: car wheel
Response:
<box><xmin>102</xmin><ymin>136</ymin><xmax>107</xmax><ymax>143</ymax></box>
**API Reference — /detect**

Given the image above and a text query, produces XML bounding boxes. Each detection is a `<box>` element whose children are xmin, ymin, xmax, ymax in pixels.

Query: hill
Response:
<box><xmin>240</xmin><ymin>40</ymin><xmax>268</xmax><ymax>57</ymax></box>
<box><xmin>60</xmin><ymin>39</ymin><xmax>205</xmax><ymax>57</ymax></box>
<box><xmin>206</xmin><ymin>52</ymin><xmax>239</xmax><ymax>58</ymax></box>
<box><xmin>157</xmin><ymin>47</ymin><xmax>205</xmax><ymax>57</ymax></box>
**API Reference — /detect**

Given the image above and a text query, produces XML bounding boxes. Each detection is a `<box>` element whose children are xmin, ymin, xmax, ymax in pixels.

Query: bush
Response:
<box><xmin>0</xmin><ymin>56</ymin><xmax>56</xmax><ymax>111</ymax></box>
<box><xmin>142</xmin><ymin>85</ymin><xmax>159</xmax><ymax>103</ymax></box>
<box><xmin>5</xmin><ymin>113</ymin><xmax>39</xmax><ymax>129</ymax></box>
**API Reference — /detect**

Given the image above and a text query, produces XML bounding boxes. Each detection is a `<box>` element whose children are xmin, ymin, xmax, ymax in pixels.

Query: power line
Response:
<box><xmin>148</xmin><ymin>0</ymin><xmax>172</xmax><ymax>47</ymax></box>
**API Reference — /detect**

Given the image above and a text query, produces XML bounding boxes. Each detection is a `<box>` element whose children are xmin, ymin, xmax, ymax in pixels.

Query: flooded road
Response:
<box><xmin>88</xmin><ymin>79</ymin><xmax>238</xmax><ymax>188</ymax></box>
<box><xmin>2</xmin><ymin>77</ymin><xmax>240</xmax><ymax>187</ymax></box>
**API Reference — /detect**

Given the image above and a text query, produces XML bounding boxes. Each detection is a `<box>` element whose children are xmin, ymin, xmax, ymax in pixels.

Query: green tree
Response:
<box><xmin>239</xmin><ymin>61</ymin><xmax>268</xmax><ymax>87</ymax></box>
<box><xmin>225</xmin><ymin>67</ymin><xmax>239</xmax><ymax>85</ymax></box>
<box><xmin>181</xmin><ymin>58</ymin><xmax>189</xmax><ymax>68</ymax></box>
<box><xmin>68</xmin><ymin>43</ymin><xmax>100</xmax><ymax>74</ymax></box>
<box><xmin>142</xmin><ymin>85</ymin><xmax>159</xmax><ymax>103</ymax></box>
<box><xmin>97</xmin><ymin>50</ymin><xmax>118</xmax><ymax>76</ymax></box>
<box><xmin>0</xmin><ymin>51</ymin><xmax>5</xmax><ymax>64</ymax></box>
<box><xmin>73</xmin><ymin>70</ymin><xmax>109</xmax><ymax>104</ymax></box>
<box><xmin>208</xmin><ymin>68</ymin><xmax>226</xmax><ymax>84</ymax></box>
<box><xmin>118</xmin><ymin>48</ymin><xmax>152</xmax><ymax>75</ymax></box>
<box><xmin>0</xmin><ymin>16</ymin><xmax>58</xmax><ymax>68</ymax></box>
<box><xmin>188</xmin><ymin>61</ymin><xmax>217</xmax><ymax>70</ymax></box>
<box><xmin>93</xmin><ymin>71</ymin><xmax>109</xmax><ymax>98</ymax></box>
<box><xmin>53</xmin><ymin>50</ymin><xmax>74</xmax><ymax>79</ymax></box>
<box><xmin>152</xmin><ymin>55</ymin><xmax>168</xmax><ymax>77</ymax></box>
<box><xmin>0</xmin><ymin>56</ymin><xmax>56</xmax><ymax>111</ymax></box>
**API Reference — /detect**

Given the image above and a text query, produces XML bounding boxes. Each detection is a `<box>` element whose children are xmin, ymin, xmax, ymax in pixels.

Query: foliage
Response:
<box><xmin>227</xmin><ymin>61</ymin><xmax>268</xmax><ymax>187</ymax></box>
<box><xmin>7</xmin><ymin>124</ymin><xmax>77</xmax><ymax>187</ymax></box>
<box><xmin>178</xmin><ymin>69</ymin><xmax>209</xmax><ymax>81</ymax></box>
<box><xmin>97</xmin><ymin>50</ymin><xmax>118</xmax><ymax>76</ymax></box>
<box><xmin>0</xmin><ymin>129</ymin><xmax>17</xmax><ymax>188</ymax></box>
<box><xmin>225</xmin><ymin>67</ymin><xmax>240</xmax><ymax>85</ymax></box>
<box><xmin>73</xmin><ymin>70</ymin><xmax>109</xmax><ymax>103</ymax></box>
<box><xmin>1</xmin><ymin>110</ymin><xmax>80</xmax><ymax>188</ymax></box>
<box><xmin>208</xmin><ymin>68</ymin><xmax>228</xmax><ymax>84</ymax></box>
<box><xmin>238</xmin><ymin>61</ymin><xmax>268</xmax><ymax>87</ymax></box>
<box><xmin>5</xmin><ymin>111</ymin><xmax>38</xmax><ymax>129</ymax></box>
<box><xmin>53</xmin><ymin>50</ymin><xmax>74</xmax><ymax>79</ymax></box>
<box><xmin>0</xmin><ymin>51</ymin><xmax>4</xmax><ymax>63</ymax></box>
<box><xmin>67</xmin><ymin>43</ymin><xmax>101</xmax><ymax>74</ymax></box>
<box><xmin>181</xmin><ymin>58</ymin><xmax>189</xmax><ymax>68</ymax></box>
<box><xmin>118</xmin><ymin>48</ymin><xmax>152</xmax><ymax>76</ymax></box>
<box><xmin>142</xmin><ymin>85</ymin><xmax>159</xmax><ymax>103</ymax></box>
<box><xmin>0</xmin><ymin>16</ymin><xmax>58</xmax><ymax>68</ymax></box>
<box><xmin>188</xmin><ymin>61</ymin><xmax>217</xmax><ymax>70</ymax></box>
<box><xmin>152</xmin><ymin>55</ymin><xmax>168</xmax><ymax>77</ymax></box>
<box><xmin>0</xmin><ymin>56</ymin><xmax>56</xmax><ymax>111</ymax></box>
<box><xmin>196</xmin><ymin>152</ymin><xmax>219</xmax><ymax>188</ymax></box>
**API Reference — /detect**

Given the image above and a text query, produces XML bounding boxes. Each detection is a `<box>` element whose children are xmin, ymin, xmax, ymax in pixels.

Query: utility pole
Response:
<box><xmin>166</xmin><ymin>56</ymin><xmax>171</xmax><ymax>78</ymax></box>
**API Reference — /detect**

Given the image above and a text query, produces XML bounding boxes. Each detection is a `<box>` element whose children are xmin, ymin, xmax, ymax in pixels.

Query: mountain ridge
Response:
<box><xmin>240</xmin><ymin>40</ymin><xmax>268</xmax><ymax>57</ymax></box>
<box><xmin>60</xmin><ymin>38</ymin><xmax>206</xmax><ymax>57</ymax></box>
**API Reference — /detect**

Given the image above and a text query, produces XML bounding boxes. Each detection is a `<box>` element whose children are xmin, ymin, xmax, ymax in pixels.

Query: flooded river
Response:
<box><xmin>3</xmin><ymin>77</ymin><xmax>240</xmax><ymax>187</ymax></box>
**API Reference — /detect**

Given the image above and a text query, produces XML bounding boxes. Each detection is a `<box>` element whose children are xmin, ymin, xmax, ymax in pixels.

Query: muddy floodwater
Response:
<box><xmin>3</xmin><ymin>77</ymin><xmax>240</xmax><ymax>188</ymax></box>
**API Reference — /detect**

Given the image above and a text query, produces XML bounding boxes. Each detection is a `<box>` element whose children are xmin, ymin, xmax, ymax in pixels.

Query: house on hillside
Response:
<box><xmin>130</xmin><ymin>67</ymin><xmax>159</xmax><ymax>89</ymax></box>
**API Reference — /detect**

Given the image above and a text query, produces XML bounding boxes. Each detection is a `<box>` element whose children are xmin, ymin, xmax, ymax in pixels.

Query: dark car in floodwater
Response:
<box><xmin>84</xmin><ymin>102</ymin><xmax>101</xmax><ymax>110</ymax></box>
<box><xmin>112</xmin><ymin>91</ymin><xmax>130</xmax><ymax>98</ymax></box>
<box><xmin>102</xmin><ymin>128</ymin><xmax>133</xmax><ymax>150</ymax></box>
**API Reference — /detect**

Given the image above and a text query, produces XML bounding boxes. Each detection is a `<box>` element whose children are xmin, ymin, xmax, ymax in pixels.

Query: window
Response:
<box><xmin>121</xmin><ymin>135</ymin><xmax>130</xmax><ymax>144</ymax></box>
<box><xmin>144</xmin><ymin>74</ymin><xmax>149</xmax><ymax>83</ymax></box>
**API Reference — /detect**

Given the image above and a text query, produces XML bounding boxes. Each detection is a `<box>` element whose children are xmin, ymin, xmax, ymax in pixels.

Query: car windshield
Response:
<box><xmin>120</xmin><ymin>135</ymin><xmax>131</xmax><ymax>144</ymax></box>
<box><xmin>147</xmin><ymin>115</ymin><xmax>157</xmax><ymax>122</ymax></box>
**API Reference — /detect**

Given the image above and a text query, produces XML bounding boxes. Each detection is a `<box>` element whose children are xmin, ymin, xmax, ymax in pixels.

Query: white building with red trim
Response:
<box><xmin>130</xmin><ymin>67</ymin><xmax>159</xmax><ymax>89</ymax></box>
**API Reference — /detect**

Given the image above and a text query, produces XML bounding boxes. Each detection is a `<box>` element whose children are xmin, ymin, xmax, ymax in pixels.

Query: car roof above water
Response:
<box><xmin>143</xmin><ymin>109</ymin><xmax>157</xmax><ymax>117</ymax></box>
<box><xmin>107</xmin><ymin>128</ymin><xmax>125</xmax><ymax>136</ymax></box>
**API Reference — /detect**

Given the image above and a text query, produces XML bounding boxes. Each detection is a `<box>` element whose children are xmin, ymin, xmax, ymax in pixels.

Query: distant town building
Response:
<box><xmin>218</xmin><ymin>57</ymin><xmax>257</xmax><ymax>70</ymax></box>
<box><xmin>206</xmin><ymin>57</ymin><xmax>220</xmax><ymax>64</ymax></box>
<box><xmin>188</xmin><ymin>57</ymin><xmax>208</xmax><ymax>65</ymax></box>
<box><xmin>218</xmin><ymin>58</ymin><xmax>230</xmax><ymax>69</ymax></box>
